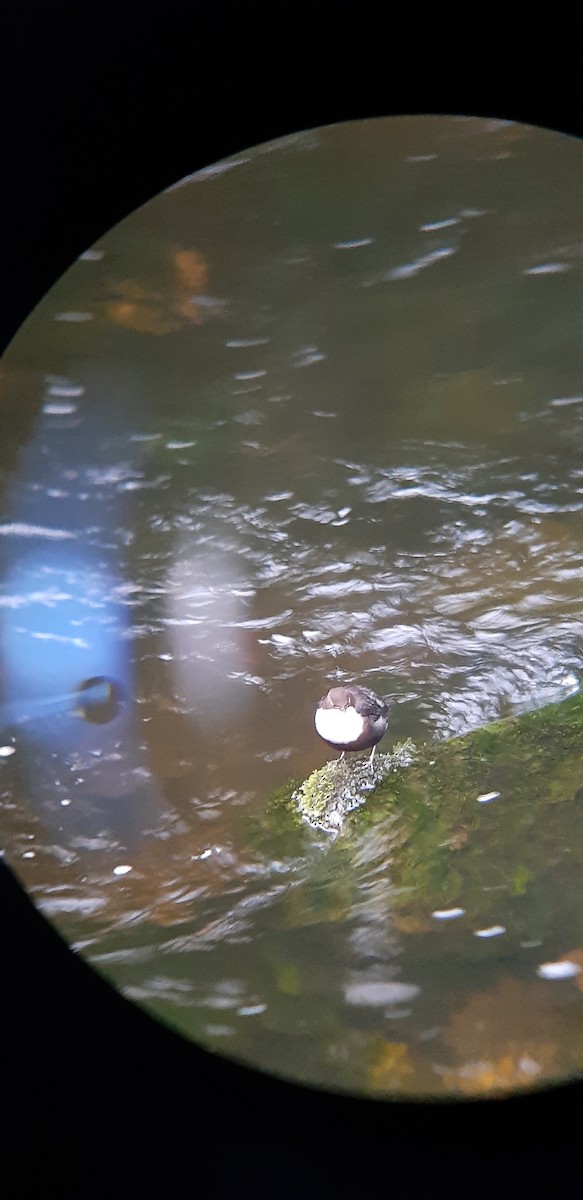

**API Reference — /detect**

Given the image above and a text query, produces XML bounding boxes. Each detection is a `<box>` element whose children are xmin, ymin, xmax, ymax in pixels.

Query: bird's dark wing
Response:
<box><xmin>354</xmin><ymin>687</ymin><xmax>389</xmax><ymax>718</ymax></box>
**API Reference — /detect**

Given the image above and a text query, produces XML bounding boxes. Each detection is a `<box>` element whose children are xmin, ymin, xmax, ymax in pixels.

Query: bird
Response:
<box><xmin>314</xmin><ymin>684</ymin><xmax>390</xmax><ymax>765</ymax></box>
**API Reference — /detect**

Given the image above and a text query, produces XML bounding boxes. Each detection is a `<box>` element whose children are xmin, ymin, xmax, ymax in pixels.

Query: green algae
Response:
<box><xmin>261</xmin><ymin>686</ymin><xmax>583</xmax><ymax>929</ymax></box>
<box><xmin>289</xmin><ymin>687</ymin><xmax>583</xmax><ymax>832</ymax></box>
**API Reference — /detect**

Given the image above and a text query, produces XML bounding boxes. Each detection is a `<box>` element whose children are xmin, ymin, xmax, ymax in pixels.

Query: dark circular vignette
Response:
<box><xmin>1</xmin><ymin>7</ymin><xmax>582</xmax><ymax>1194</ymax></box>
<box><xmin>3</xmin><ymin>856</ymin><xmax>582</xmax><ymax>1189</ymax></box>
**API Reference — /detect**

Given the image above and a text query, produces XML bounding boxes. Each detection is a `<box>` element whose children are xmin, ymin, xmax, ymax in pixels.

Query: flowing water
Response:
<box><xmin>1</xmin><ymin>116</ymin><xmax>582</xmax><ymax>1097</ymax></box>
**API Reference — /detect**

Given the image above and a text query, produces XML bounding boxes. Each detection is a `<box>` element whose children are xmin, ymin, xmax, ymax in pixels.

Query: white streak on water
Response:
<box><xmin>333</xmin><ymin>237</ymin><xmax>375</xmax><ymax>249</ymax></box>
<box><xmin>385</xmin><ymin>245</ymin><xmax>458</xmax><ymax>280</ymax></box>
<box><xmin>0</xmin><ymin>523</ymin><xmax>77</xmax><ymax>540</ymax></box>
<box><xmin>537</xmin><ymin>960</ymin><xmax>581</xmax><ymax>980</ymax></box>
<box><xmin>52</xmin><ymin>311</ymin><xmax>94</xmax><ymax>322</ymax></box>
<box><xmin>420</xmin><ymin>217</ymin><xmax>460</xmax><ymax>232</ymax></box>
<box><xmin>344</xmin><ymin>981</ymin><xmax>420</xmax><ymax>1006</ymax></box>
<box><xmin>524</xmin><ymin>263</ymin><xmax>572</xmax><ymax>276</ymax></box>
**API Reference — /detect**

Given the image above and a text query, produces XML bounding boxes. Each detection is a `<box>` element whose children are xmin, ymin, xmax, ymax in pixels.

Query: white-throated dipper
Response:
<box><xmin>315</xmin><ymin>684</ymin><xmax>389</xmax><ymax>764</ymax></box>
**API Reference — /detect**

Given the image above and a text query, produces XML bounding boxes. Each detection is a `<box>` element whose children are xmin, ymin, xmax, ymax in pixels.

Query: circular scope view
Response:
<box><xmin>1</xmin><ymin>115</ymin><xmax>582</xmax><ymax>1098</ymax></box>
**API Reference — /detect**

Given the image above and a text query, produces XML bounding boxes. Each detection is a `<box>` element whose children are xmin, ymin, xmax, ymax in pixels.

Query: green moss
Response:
<box><xmin>259</xmin><ymin>685</ymin><xmax>583</xmax><ymax>925</ymax></box>
<box><xmin>276</xmin><ymin>963</ymin><xmax>301</xmax><ymax>996</ymax></box>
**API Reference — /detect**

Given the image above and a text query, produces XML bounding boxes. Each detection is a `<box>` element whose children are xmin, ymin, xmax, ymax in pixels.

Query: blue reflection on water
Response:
<box><xmin>1</xmin><ymin>548</ymin><xmax>130</xmax><ymax>746</ymax></box>
<box><xmin>0</xmin><ymin>384</ymin><xmax>162</xmax><ymax>850</ymax></box>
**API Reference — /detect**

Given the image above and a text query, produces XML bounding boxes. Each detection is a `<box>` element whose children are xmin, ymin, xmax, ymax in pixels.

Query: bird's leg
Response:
<box><xmin>338</xmin><ymin>750</ymin><xmax>345</xmax><ymax>762</ymax></box>
<box><xmin>368</xmin><ymin>744</ymin><xmax>376</xmax><ymax>768</ymax></box>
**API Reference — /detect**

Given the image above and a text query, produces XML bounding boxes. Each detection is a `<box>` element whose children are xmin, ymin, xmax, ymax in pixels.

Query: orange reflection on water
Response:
<box><xmin>106</xmin><ymin>247</ymin><xmax>212</xmax><ymax>334</ymax></box>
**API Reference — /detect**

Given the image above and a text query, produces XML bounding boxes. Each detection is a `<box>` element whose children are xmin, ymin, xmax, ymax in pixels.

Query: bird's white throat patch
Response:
<box><xmin>315</xmin><ymin>704</ymin><xmax>365</xmax><ymax>746</ymax></box>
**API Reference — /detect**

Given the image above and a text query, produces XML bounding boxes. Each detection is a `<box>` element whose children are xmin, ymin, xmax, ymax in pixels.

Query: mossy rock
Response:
<box><xmin>260</xmin><ymin>686</ymin><xmax>583</xmax><ymax>927</ymax></box>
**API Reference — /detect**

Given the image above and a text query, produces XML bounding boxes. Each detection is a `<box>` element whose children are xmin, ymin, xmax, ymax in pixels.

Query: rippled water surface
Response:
<box><xmin>1</xmin><ymin>116</ymin><xmax>582</xmax><ymax>1097</ymax></box>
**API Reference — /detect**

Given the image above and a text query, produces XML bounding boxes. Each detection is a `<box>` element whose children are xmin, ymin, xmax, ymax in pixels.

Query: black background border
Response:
<box><xmin>1</xmin><ymin>4</ymin><xmax>581</xmax><ymax>1194</ymax></box>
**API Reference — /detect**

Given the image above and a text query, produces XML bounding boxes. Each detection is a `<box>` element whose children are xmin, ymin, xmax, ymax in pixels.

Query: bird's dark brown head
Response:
<box><xmin>321</xmin><ymin>686</ymin><xmax>353</xmax><ymax>710</ymax></box>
